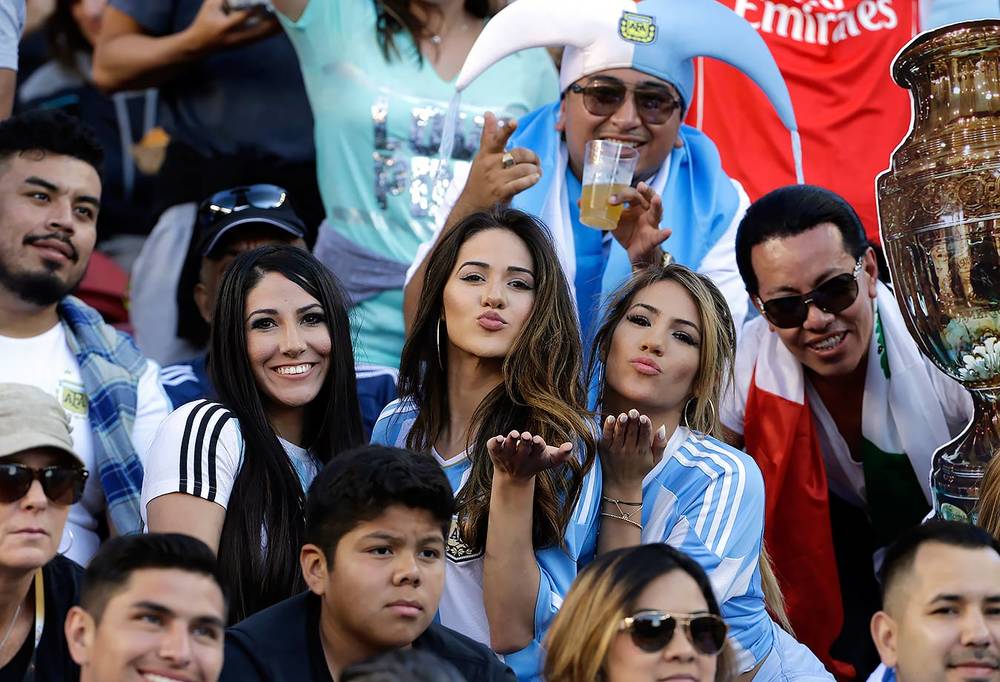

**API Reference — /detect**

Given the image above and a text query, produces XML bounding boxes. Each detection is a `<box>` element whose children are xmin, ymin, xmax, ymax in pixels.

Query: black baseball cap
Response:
<box><xmin>196</xmin><ymin>185</ymin><xmax>307</xmax><ymax>258</ymax></box>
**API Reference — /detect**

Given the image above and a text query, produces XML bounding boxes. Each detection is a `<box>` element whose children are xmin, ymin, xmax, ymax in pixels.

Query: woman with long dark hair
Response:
<box><xmin>371</xmin><ymin>207</ymin><xmax>598</xmax><ymax>680</ymax></box>
<box><xmin>545</xmin><ymin>544</ymin><xmax>732</xmax><ymax>682</ymax></box>
<box><xmin>142</xmin><ymin>245</ymin><xmax>364</xmax><ymax>622</ymax></box>
<box><xmin>266</xmin><ymin>0</ymin><xmax>558</xmax><ymax>373</ymax></box>
<box><xmin>590</xmin><ymin>264</ymin><xmax>831</xmax><ymax>681</ymax></box>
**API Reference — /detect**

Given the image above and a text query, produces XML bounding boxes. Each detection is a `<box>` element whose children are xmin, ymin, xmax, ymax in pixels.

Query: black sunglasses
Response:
<box><xmin>0</xmin><ymin>463</ymin><xmax>88</xmax><ymax>505</ymax></box>
<box><xmin>620</xmin><ymin>611</ymin><xmax>728</xmax><ymax>656</ymax></box>
<box><xmin>568</xmin><ymin>78</ymin><xmax>682</xmax><ymax>125</ymax></box>
<box><xmin>756</xmin><ymin>258</ymin><xmax>865</xmax><ymax>329</ymax></box>
<box><xmin>200</xmin><ymin>184</ymin><xmax>288</xmax><ymax>224</ymax></box>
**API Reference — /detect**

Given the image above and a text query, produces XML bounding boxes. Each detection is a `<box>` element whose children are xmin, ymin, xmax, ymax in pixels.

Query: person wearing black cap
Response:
<box><xmin>160</xmin><ymin>184</ymin><xmax>398</xmax><ymax>439</ymax></box>
<box><xmin>159</xmin><ymin>184</ymin><xmax>308</xmax><ymax>408</ymax></box>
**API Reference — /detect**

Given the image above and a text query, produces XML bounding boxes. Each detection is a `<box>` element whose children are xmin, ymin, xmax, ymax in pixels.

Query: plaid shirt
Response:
<box><xmin>59</xmin><ymin>296</ymin><xmax>145</xmax><ymax>535</ymax></box>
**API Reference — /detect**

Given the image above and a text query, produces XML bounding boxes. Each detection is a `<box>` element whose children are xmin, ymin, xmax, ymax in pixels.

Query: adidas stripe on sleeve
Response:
<box><xmin>140</xmin><ymin>400</ymin><xmax>243</xmax><ymax>525</ymax></box>
<box><xmin>643</xmin><ymin>429</ymin><xmax>771</xmax><ymax>672</ymax></box>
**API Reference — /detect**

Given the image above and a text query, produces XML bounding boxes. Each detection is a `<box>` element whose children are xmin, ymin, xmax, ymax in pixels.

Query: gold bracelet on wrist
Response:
<box><xmin>600</xmin><ymin>511</ymin><xmax>642</xmax><ymax>530</ymax></box>
<box><xmin>601</xmin><ymin>495</ymin><xmax>642</xmax><ymax>506</ymax></box>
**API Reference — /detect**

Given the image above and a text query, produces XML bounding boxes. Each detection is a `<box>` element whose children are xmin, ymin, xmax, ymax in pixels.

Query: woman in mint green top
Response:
<box><xmin>273</xmin><ymin>0</ymin><xmax>559</xmax><ymax>370</ymax></box>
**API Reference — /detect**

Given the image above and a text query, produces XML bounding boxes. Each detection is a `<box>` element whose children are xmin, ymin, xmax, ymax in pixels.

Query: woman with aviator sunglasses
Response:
<box><xmin>545</xmin><ymin>543</ymin><xmax>730</xmax><ymax>682</ymax></box>
<box><xmin>0</xmin><ymin>384</ymin><xmax>89</xmax><ymax>681</ymax></box>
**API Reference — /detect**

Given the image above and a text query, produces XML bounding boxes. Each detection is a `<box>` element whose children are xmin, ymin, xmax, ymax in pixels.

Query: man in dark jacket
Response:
<box><xmin>220</xmin><ymin>445</ymin><xmax>515</xmax><ymax>682</ymax></box>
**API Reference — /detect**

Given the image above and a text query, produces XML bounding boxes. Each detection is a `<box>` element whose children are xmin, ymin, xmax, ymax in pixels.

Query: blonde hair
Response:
<box><xmin>759</xmin><ymin>544</ymin><xmax>793</xmax><ymax>633</ymax></box>
<box><xmin>590</xmin><ymin>264</ymin><xmax>736</xmax><ymax>437</ymax></box>
<box><xmin>977</xmin><ymin>455</ymin><xmax>1000</xmax><ymax>541</ymax></box>
<box><xmin>545</xmin><ymin>545</ymin><xmax>733</xmax><ymax>682</ymax></box>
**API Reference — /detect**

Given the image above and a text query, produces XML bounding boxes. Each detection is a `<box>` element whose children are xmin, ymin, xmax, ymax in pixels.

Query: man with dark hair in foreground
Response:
<box><xmin>220</xmin><ymin>445</ymin><xmax>514</xmax><ymax>682</ymax></box>
<box><xmin>65</xmin><ymin>533</ymin><xmax>227</xmax><ymax>682</ymax></box>
<box><xmin>869</xmin><ymin>521</ymin><xmax>1000</xmax><ymax>682</ymax></box>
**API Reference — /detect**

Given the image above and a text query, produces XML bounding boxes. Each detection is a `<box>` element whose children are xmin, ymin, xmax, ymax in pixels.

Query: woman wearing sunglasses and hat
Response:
<box><xmin>0</xmin><ymin>383</ymin><xmax>90</xmax><ymax>681</ymax></box>
<box><xmin>588</xmin><ymin>264</ymin><xmax>830</xmax><ymax>681</ymax></box>
<box><xmin>545</xmin><ymin>543</ymin><xmax>730</xmax><ymax>682</ymax></box>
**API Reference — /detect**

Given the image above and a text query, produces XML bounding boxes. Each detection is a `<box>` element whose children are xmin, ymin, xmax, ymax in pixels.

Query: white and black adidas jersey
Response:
<box><xmin>141</xmin><ymin>400</ymin><xmax>319</xmax><ymax>524</ymax></box>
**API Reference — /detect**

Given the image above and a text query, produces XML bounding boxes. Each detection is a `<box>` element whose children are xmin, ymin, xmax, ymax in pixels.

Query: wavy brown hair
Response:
<box><xmin>398</xmin><ymin>207</ymin><xmax>594</xmax><ymax>551</ymax></box>
<box><xmin>545</xmin><ymin>544</ymin><xmax>733</xmax><ymax>682</ymax></box>
<box><xmin>375</xmin><ymin>0</ymin><xmax>490</xmax><ymax>62</ymax></box>
<box><xmin>590</xmin><ymin>264</ymin><xmax>736</xmax><ymax>437</ymax></box>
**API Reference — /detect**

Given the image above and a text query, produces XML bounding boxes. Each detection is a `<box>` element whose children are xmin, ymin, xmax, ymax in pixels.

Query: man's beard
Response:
<box><xmin>0</xmin><ymin>258</ymin><xmax>81</xmax><ymax>307</ymax></box>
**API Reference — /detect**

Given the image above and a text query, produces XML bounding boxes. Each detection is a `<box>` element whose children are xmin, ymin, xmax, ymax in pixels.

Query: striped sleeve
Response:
<box><xmin>666</xmin><ymin>436</ymin><xmax>763</xmax><ymax>598</ymax></box>
<box><xmin>655</xmin><ymin>435</ymin><xmax>771</xmax><ymax>671</ymax></box>
<box><xmin>140</xmin><ymin>401</ymin><xmax>242</xmax><ymax>521</ymax></box>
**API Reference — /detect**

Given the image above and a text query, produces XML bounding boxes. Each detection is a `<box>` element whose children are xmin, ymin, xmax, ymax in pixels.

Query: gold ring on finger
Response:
<box><xmin>501</xmin><ymin>152</ymin><xmax>516</xmax><ymax>169</ymax></box>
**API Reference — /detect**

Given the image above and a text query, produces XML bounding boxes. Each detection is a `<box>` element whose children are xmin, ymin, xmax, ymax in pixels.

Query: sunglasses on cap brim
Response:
<box><xmin>199</xmin><ymin>184</ymin><xmax>289</xmax><ymax>225</ymax></box>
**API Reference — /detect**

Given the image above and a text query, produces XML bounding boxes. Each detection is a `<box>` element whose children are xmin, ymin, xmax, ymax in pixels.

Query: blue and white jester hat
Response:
<box><xmin>441</xmin><ymin>0</ymin><xmax>803</xmax><ymax>183</ymax></box>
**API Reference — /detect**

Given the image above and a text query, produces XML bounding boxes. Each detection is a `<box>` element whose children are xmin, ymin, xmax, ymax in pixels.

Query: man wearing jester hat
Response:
<box><xmin>406</xmin><ymin>0</ymin><xmax>804</xmax><ymax>346</ymax></box>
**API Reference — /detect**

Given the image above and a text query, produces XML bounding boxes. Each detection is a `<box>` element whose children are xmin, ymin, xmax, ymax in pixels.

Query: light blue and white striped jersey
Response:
<box><xmin>372</xmin><ymin>398</ymin><xmax>601</xmax><ymax>682</ymax></box>
<box><xmin>642</xmin><ymin>426</ymin><xmax>771</xmax><ymax>672</ymax></box>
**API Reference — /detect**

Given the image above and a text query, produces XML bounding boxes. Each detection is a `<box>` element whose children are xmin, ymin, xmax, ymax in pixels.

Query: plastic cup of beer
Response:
<box><xmin>580</xmin><ymin>140</ymin><xmax>639</xmax><ymax>230</ymax></box>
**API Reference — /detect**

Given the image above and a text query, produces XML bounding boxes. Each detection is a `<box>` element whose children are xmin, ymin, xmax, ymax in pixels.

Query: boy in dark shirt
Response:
<box><xmin>220</xmin><ymin>445</ymin><xmax>515</xmax><ymax>682</ymax></box>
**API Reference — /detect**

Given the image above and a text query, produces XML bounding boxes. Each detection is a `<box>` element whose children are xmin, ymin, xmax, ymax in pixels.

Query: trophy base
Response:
<box><xmin>932</xmin><ymin>389</ymin><xmax>1000</xmax><ymax>523</ymax></box>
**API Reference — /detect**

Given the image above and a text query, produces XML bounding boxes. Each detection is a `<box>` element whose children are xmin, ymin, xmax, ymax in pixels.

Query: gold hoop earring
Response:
<box><xmin>682</xmin><ymin>397</ymin><xmax>715</xmax><ymax>433</ymax></box>
<box><xmin>436</xmin><ymin>318</ymin><xmax>444</xmax><ymax>370</ymax></box>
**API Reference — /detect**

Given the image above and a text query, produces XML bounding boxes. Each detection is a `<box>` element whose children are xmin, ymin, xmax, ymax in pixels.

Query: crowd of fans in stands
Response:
<box><xmin>0</xmin><ymin>0</ymin><xmax>998</xmax><ymax>680</ymax></box>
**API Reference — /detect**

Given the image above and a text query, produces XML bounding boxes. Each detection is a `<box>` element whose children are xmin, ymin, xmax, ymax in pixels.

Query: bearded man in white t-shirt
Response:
<box><xmin>0</xmin><ymin>110</ymin><xmax>170</xmax><ymax>565</ymax></box>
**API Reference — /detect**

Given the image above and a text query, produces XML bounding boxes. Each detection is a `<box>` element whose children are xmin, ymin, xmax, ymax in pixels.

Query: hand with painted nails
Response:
<box><xmin>599</xmin><ymin>409</ymin><xmax>669</xmax><ymax>494</ymax></box>
<box><xmin>487</xmin><ymin>430</ymin><xmax>574</xmax><ymax>482</ymax></box>
<box><xmin>608</xmin><ymin>182</ymin><xmax>671</xmax><ymax>270</ymax></box>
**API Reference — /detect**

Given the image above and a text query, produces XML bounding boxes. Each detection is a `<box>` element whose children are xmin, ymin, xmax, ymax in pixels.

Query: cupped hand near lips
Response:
<box><xmin>599</xmin><ymin>409</ymin><xmax>669</xmax><ymax>491</ymax></box>
<box><xmin>487</xmin><ymin>430</ymin><xmax>573</xmax><ymax>481</ymax></box>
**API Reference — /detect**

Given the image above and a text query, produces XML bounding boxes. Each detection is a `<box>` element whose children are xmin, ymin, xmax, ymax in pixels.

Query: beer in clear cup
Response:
<box><xmin>579</xmin><ymin>140</ymin><xmax>639</xmax><ymax>230</ymax></box>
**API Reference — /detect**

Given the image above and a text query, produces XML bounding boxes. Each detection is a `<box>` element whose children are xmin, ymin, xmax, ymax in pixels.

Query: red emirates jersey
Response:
<box><xmin>687</xmin><ymin>0</ymin><xmax>921</xmax><ymax>244</ymax></box>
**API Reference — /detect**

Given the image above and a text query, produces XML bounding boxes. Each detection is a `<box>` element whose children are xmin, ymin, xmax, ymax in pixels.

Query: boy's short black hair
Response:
<box><xmin>304</xmin><ymin>445</ymin><xmax>454</xmax><ymax>561</ymax></box>
<box><xmin>879</xmin><ymin>520</ymin><xmax>1000</xmax><ymax>601</ymax></box>
<box><xmin>81</xmin><ymin>533</ymin><xmax>226</xmax><ymax>623</ymax></box>
<box><xmin>735</xmin><ymin>184</ymin><xmax>869</xmax><ymax>295</ymax></box>
<box><xmin>0</xmin><ymin>109</ymin><xmax>103</xmax><ymax>176</ymax></box>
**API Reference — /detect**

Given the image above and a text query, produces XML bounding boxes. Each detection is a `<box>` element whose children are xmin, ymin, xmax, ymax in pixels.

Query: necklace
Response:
<box><xmin>429</xmin><ymin>18</ymin><xmax>470</xmax><ymax>45</ymax></box>
<box><xmin>0</xmin><ymin>601</ymin><xmax>22</xmax><ymax>654</ymax></box>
